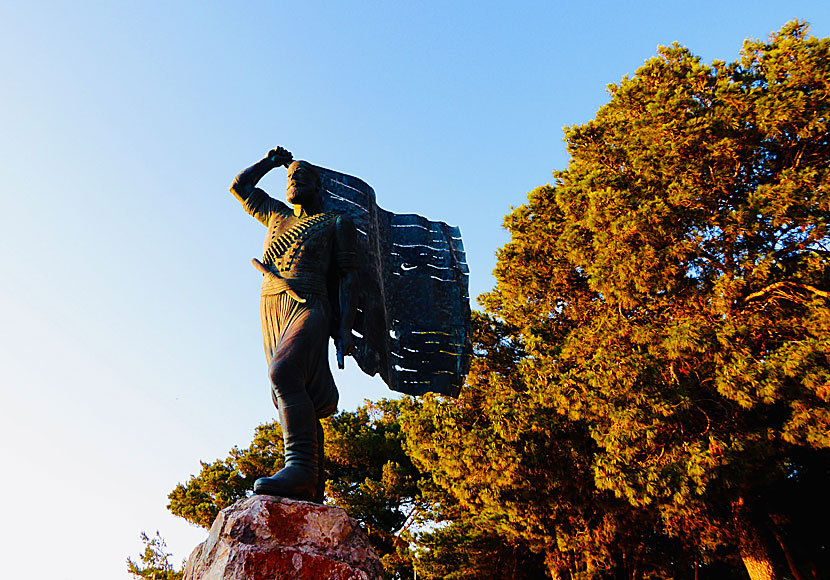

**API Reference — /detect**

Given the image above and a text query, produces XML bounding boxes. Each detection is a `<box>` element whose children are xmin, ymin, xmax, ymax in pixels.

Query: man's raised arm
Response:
<box><xmin>230</xmin><ymin>146</ymin><xmax>294</xmax><ymax>226</ymax></box>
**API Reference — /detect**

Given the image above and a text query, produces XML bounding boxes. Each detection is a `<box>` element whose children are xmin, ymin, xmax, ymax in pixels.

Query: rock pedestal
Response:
<box><xmin>183</xmin><ymin>495</ymin><xmax>383</xmax><ymax>580</ymax></box>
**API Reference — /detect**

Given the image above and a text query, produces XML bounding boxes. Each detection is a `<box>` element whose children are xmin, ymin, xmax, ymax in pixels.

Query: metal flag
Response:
<box><xmin>315</xmin><ymin>165</ymin><xmax>471</xmax><ymax>397</ymax></box>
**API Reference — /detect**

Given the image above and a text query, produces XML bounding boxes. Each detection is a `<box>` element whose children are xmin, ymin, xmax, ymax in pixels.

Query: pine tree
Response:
<box><xmin>403</xmin><ymin>21</ymin><xmax>830</xmax><ymax>580</ymax></box>
<box><xmin>401</xmin><ymin>314</ymin><xmax>690</xmax><ymax>579</ymax></box>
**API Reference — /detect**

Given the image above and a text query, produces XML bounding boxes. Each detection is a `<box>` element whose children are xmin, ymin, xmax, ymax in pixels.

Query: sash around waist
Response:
<box><xmin>260</xmin><ymin>271</ymin><xmax>328</xmax><ymax>297</ymax></box>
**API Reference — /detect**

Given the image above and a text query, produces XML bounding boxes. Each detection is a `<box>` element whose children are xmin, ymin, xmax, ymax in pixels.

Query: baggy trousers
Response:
<box><xmin>260</xmin><ymin>293</ymin><xmax>339</xmax><ymax>420</ymax></box>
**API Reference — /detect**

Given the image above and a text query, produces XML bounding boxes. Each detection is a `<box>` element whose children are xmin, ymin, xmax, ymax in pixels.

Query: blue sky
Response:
<box><xmin>1</xmin><ymin>2</ymin><xmax>828</xmax><ymax>578</ymax></box>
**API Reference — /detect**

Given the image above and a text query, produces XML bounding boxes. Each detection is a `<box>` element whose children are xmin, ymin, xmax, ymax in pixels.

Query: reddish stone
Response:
<box><xmin>183</xmin><ymin>495</ymin><xmax>382</xmax><ymax>580</ymax></box>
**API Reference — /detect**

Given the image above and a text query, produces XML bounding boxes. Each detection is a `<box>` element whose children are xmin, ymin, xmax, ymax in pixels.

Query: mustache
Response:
<box><xmin>286</xmin><ymin>183</ymin><xmax>318</xmax><ymax>200</ymax></box>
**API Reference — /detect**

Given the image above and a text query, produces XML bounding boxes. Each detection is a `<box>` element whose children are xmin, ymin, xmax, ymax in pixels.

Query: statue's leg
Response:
<box><xmin>253</xmin><ymin>359</ymin><xmax>319</xmax><ymax>501</ymax></box>
<box><xmin>254</xmin><ymin>295</ymin><xmax>325</xmax><ymax>502</ymax></box>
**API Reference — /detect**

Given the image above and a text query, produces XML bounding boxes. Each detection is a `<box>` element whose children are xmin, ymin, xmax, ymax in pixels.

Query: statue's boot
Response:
<box><xmin>254</xmin><ymin>400</ymin><xmax>318</xmax><ymax>502</ymax></box>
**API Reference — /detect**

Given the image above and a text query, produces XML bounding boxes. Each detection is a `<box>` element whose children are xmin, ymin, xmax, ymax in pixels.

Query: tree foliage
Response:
<box><xmin>127</xmin><ymin>531</ymin><xmax>183</xmax><ymax>580</ymax></box>
<box><xmin>324</xmin><ymin>399</ymin><xmax>422</xmax><ymax>578</ymax></box>
<box><xmin>167</xmin><ymin>421</ymin><xmax>282</xmax><ymax>528</ymax></box>
<box><xmin>403</xmin><ymin>21</ymin><xmax>830</xmax><ymax>580</ymax></box>
<box><xmin>401</xmin><ymin>314</ymin><xmax>690</xmax><ymax>580</ymax></box>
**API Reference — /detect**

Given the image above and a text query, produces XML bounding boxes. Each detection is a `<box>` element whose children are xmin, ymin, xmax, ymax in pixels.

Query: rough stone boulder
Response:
<box><xmin>183</xmin><ymin>495</ymin><xmax>383</xmax><ymax>580</ymax></box>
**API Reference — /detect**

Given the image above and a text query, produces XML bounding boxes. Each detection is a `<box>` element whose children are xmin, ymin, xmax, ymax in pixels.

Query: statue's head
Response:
<box><xmin>286</xmin><ymin>160</ymin><xmax>322</xmax><ymax>206</ymax></box>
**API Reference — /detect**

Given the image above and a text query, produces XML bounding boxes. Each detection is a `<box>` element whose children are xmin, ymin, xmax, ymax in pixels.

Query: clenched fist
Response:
<box><xmin>267</xmin><ymin>146</ymin><xmax>293</xmax><ymax>167</ymax></box>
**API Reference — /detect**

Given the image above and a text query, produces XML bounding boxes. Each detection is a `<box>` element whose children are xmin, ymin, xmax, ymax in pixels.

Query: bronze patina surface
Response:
<box><xmin>230</xmin><ymin>146</ymin><xmax>469</xmax><ymax>502</ymax></box>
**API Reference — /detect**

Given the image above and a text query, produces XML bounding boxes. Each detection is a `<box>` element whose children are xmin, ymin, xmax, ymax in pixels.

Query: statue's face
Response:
<box><xmin>286</xmin><ymin>162</ymin><xmax>320</xmax><ymax>206</ymax></box>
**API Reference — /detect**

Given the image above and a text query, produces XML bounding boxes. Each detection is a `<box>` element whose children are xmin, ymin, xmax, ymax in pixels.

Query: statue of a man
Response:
<box><xmin>230</xmin><ymin>146</ymin><xmax>359</xmax><ymax>503</ymax></box>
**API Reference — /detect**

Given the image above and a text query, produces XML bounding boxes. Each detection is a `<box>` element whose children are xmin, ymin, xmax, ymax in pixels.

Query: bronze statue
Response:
<box><xmin>231</xmin><ymin>146</ymin><xmax>471</xmax><ymax>504</ymax></box>
<box><xmin>231</xmin><ymin>147</ymin><xmax>358</xmax><ymax>502</ymax></box>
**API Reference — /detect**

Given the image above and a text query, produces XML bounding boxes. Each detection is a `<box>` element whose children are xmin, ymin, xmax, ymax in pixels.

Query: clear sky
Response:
<box><xmin>1</xmin><ymin>1</ymin><xmax>828</xmax><ymax>578</ymax></box>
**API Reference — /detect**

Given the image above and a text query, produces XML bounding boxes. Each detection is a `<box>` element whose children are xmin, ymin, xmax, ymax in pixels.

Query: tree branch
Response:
<box><xmin>744</xmin><ymin>281</ymin><xmax>829</xmax><ymax>302</ymax></box>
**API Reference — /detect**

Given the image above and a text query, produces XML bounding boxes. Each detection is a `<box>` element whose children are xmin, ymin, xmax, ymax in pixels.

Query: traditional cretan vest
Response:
<box><xmin>259</xmin><ymin>212</ymin><xmax>338</xmax><ymax>298</ymax></box>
